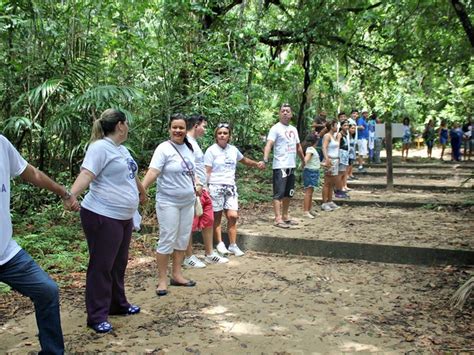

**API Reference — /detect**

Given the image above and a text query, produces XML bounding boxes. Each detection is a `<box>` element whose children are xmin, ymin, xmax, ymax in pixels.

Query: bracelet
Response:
<box><xmin>61</xmin><ymin>189</ymin><xmax>73</xmax><ymax>201</ymax></box>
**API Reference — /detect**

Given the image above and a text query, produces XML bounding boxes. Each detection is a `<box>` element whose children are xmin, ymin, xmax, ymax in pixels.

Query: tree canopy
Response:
<box><xmin>1</xmin><ymin>0</ymin><xmax>472</xmax><ymax>171</ymax></box>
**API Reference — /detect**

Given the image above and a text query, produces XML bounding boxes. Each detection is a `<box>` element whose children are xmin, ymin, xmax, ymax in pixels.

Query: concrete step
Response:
<box><xmin>366</xmin><ymin>163</ymin><xmax>474</xmax><ymax>170</ymax></box>
<box><xmin>354</xmin><ymin>171</ymin><xmax>471</xmax><ymax>179</ymax></box>
<box><xmin>346</xmin><ymin>182</ymin><xmax>472</xmax><ymax>192</ymax></box>
<box><xmin>313</xmin><ymin>198</ymin><xmax>473</xmax><ymax>209</ymax></box>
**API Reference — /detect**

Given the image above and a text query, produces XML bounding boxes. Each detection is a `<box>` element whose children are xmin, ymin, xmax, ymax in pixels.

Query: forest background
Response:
<box><xmin>0</xmin><ymin>0</ymin><xmax>473</xmax><ymax>277</ymax></box>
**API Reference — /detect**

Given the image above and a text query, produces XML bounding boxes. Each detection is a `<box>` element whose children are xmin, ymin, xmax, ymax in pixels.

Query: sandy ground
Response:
<box><xmin>1</xmin><ymin>152</ymin><xmax>473</xmax><ymax>354</ymax></box>
<box><xmin>0</xmin><ymin>250</ymin><xmax>472</xmax><ymax>354</ymax></box>
<box><xmin>238</xmin><ymin>201</ymin><xmax>474</xmax><ymax>251</ymax></box>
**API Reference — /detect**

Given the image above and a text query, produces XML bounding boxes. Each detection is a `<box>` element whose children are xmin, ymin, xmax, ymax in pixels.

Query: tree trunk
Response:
<box><xmin>451</xmin><ymin>0</ymin><xmax>474</xmax><ymax>48</ymax></box>
<box><xmin>297</xmin><ymin>43</ymin><xmax>311</xmax><ymax>138</ymax></box>
<box><xmin>385</xmin><ymin>122</ymin><xmax>393</xmax><ymax>191</ymax></box>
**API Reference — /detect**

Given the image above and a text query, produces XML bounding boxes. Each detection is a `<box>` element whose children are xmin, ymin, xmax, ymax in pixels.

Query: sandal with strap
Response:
<box><xmin>89</xmin><ymin>321</ymin><xmax>113</xmax><ymax>334</ymax></box>
<box><xmin>274</xmin><ymin>221</ymin><xmax>290</xmax><ymax>229</ymax></box>
<box><xmin>127</xmin><ymin>305</ymin><xmax>141</xmax><ymax>315</ymax></box>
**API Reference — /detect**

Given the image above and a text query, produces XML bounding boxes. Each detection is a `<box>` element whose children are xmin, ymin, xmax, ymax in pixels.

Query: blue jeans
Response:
<box><xmin>0</xmin><ymin>249</ymin><xmax>64</xmax><ymax>354</ymax></box>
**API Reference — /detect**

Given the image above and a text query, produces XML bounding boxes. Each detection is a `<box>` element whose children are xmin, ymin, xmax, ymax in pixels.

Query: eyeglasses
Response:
<box><xmin>217</xmin><ymin>123</ymin><xmax>230</xmax><ymax>128</ymax></box>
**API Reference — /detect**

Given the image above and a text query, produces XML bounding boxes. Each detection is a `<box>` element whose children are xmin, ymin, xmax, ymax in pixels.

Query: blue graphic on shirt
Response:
<box><xmin>1</xmin><ymin>183</ymin><xmax>6</xmax><ymax>192</ymax></box>
<box><xmin>180</xmin><ymin>157</ymin><xmax>195</xmax><ymax>177</ymax></box>
<box><xmin>127</xmin><ymin>158</ymin><xmax>138</xmax><ymax>179</ymax></box>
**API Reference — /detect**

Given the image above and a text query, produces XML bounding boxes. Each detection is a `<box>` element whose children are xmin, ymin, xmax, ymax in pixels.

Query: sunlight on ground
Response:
<box><xmin>218</xmin><ymin>321</ymin><xmax>264</xmax><ymax>335</ymax></box>
<box><xmin>339</xmin><ymin>341</ymin><xmax>380</xmax><ymax>352</ymax></box>
<box><xmin>201</xmin><ymin>305</ymin><xmax>228</xmax><ymax>315</ymax></box>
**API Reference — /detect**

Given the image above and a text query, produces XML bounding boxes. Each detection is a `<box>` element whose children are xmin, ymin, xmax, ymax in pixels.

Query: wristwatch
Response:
<box><xmin>62</xmin><ymin>189</ymin><xmax>73</xmax><ymax>200</ymax></box>
<box><xmin>263</xmin><ymin>158</ymin><xmax>269</xmax><ymax>163</ymax></box>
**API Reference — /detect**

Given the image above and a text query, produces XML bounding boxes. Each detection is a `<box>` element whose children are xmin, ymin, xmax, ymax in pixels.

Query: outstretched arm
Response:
<box><xmin>263</xmin><ymin>139</ymin><xmax>274</xmax><ymax>163</ymax></box>
<box><xmin>240</xmin><ymin>157</ymin><xmax>265</xmax><ymax>170</ymax></box>
<box><xmin>21</xmin><ymin>164</ymin><xmax>79</xmax><ymax>210</ymax></box>
<box><xmin>142</xmin><ymin>168</ymin><xmax>160</xmax><ymax>191</ymax></box>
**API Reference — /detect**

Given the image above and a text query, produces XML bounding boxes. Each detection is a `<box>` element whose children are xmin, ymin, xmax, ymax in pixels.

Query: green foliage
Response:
<box><xmin>12</xmin><ymin>202</ymin><xmax>87</xmax><ymax>276</ymax></box>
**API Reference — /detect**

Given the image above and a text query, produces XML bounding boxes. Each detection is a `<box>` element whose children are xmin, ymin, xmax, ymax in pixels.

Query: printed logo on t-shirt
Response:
<box><xmin>1</xmin><ymin>183</ymin><xmax>6</xmax><ymax>192</ymax></box>
<box><xmin>127</xmin><ymin>158</ymin><xmax>138</xmax><ymax>179</ymax></box>
<box><xmin>180</xmin><ymin>157</ymin><xmax>195</xmax><ymax>177</ymax></box>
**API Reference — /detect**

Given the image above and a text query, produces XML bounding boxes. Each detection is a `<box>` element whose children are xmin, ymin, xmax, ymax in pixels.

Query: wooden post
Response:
<box><xmin>386</xmin><ymin>122</ymin><xmax>394</xmax><ymax>190</ymax></box>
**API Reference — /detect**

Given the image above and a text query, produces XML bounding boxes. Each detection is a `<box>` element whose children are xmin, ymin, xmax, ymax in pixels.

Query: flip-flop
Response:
<box><xmin>284</xmin><ymin>220</ymin><xmax>299</xmax><ymax>226</ymax></box>
<box><xmin>170</xmin><ymin>279</ymin><xmax>196</xmax><ymax>287</ymax></box>
<box><xmin>274</xmin><ymin>221</ymin><xmax>290</xmax><ymax>229</ymax></box>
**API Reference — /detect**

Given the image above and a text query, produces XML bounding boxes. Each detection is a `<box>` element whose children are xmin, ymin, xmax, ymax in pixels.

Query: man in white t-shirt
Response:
<box><xmin>263</xmin><ymin>104</ymin><xmax>305</xmax><ymax>228</ymax></box>
<box><xmin>0</xmin><ymin>135</ymin><xmax>77</xmax><ymax>354</ymax></box>
<box><xmin>183</xmin><ymin>114</ymin><xmax>229</xmax><ymax>268</ymax></box>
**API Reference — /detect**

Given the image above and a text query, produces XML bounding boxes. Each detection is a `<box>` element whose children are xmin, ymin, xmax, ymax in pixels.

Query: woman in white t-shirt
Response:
<box><xmin>68</xmin><ymin>109</ymin><xmax>147</xmax><ymax>334</ymax></box>
<box><xmin>142</xmin><ymin>114</ymin><xmax>202</xmax><ymax>297</ymax></box>
<box><xmin>321</xmin><ymin>120</ymin><xmax>340</xmax><ymax>212</ymax></box>
<box><xmin>204</xmin><ymin>123</ymin><xmax>265</xmax><ymax>257</ymax></box>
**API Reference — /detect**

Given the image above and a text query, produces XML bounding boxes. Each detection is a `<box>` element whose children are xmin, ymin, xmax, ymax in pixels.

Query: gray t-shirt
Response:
<box><xmin>81</xmin><ymin>138</ymin><xmax>139</xmax><ymax>220</ymax></box>
<box><xmin>0</xmin><ymin>135</ymin><xmax>27</xmax><ymax>265</ymax></box>
<box><xmin>187</xmin><ymin>134</ymin><xmax>206</xmax><ymax>185</ymax></box>
<box><xmin>149</xmin><ymin>141</ymin><xmax>196</xmax><ymax>203</ymax></box>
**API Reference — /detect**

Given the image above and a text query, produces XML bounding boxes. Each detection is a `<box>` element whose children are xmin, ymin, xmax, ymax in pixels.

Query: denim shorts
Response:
<box><xmin>303</xmin><ymin>169</ymin><xmax>320</xmax><ymax>189</ymax></box>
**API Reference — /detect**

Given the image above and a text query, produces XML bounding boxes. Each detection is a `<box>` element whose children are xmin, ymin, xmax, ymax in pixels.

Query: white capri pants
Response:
<box><xmin>156</xmin><ymin>198</ymin><xmax>194</xmax><ymax>254</ymax></box>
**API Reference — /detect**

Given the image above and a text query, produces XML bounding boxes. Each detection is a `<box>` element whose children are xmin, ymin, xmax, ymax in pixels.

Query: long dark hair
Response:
<box><xmin>169</xmin><ymin>113</ymin><xmax>193</xmax><ymax>152</ymax></box>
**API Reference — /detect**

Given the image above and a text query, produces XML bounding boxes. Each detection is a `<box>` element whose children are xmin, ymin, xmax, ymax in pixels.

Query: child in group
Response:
<box><xmin>302</xmin><ymin>134</ymin><xmax>320</xmax><ymax>219</ymax></box>
<box><xmin>401</xmin><ymin>117</ymin><xmax>411</xmax><ymax>162</ymax></box>
<box><xmin>438</xmin><ymin>119</ymin><xmax>449</xmax><ymax>161</ymax></box>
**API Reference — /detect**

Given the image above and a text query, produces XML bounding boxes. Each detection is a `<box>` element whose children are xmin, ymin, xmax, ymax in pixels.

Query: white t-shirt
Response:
<box><xmin>305</xmin><ymin>146</ymin><xmax>320</xmax><ymax>170</ymax></box>
<box><xmin>0</xmin><ymin>135</ymin><xmax>27</xmax><ymax>265</ymax></box>
<box><xmin>267</xmin><ymin>122</ymin><xmax>300</xmax><ymax>169</ymax></box>
<box><xmin>81</xmin><ymin>138</ymin><xmax>139</xmax><ymax>220</ymax></box>
<box><xmin>150</xmin><ymin>141</ymin><xmax>196</xmax><ymax>203</ymax></box>
<box><xmin>187</xmin><ymin>134</ymin><xmax>206</xmax><ymax>185</ymax></box>
<box><xmin>204</xmin><ymin>144</ymin><xmax>243</xmax><ymax>186</ymax></box>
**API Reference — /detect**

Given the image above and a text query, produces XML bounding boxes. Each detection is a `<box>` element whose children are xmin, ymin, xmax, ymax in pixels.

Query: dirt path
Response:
<box><xmin>1</xmin><ymin>249</ymin><xmax>472</xmax><ymax>354</ymax></box>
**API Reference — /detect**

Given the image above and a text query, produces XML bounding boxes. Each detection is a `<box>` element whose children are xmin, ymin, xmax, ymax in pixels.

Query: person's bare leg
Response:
<box><xmin>440</xmin><ymin>144</ymin><xmax>445</xmax><ymax>160</ymax></box>
<box><xmin>213</xmin><ymin>211</ymin><xmax>223</xmax><ymax>244</ymax></box>
<box><xmin>171</xmin><ymin>250</ymin><xmax>191</xmax><ymax>283</ymax></box>
<box><xmin>281</xmin><ymin>197</ymin><xmax>291</xmax><ymax>221</ymax></box>
<box><xmin>273</xmin><ymin>199</ymin><xmax>282</xmax><ymax>223</ymax></box>
<box><xmin>156</xmin><ymin>253</ymin><xmax>169</xmax><ymax>291</ymax></box>
<box><xmin>303</xmin><ymin>187</ymin><xmax>313</xmax><ymax>212</ymax></box>
<box><xmin>225</xmin><ymin>210</ymin><xmax>238</xmax><ymax>245</ymax></box>
<box><xmin>202</xmin><ymin>227</ymin><xmax>214</xmax><ymax>255</ymax></box>
<box><xmin>185</xmin><ymin>237</ymin><xmax>193</xmax><ymax>257</ymax></box>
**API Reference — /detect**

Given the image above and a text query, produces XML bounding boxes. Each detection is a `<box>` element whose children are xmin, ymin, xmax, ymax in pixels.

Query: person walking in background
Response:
<box><xmin>183</xmin><ymin>114</ymin><xmax>229</xmax><ymax>268</ymax></box>
<box><xmin>356</xmin><ymin>110</ymin><xmax>369</xmax><ymax>172</ymax></box>
<box><xmin>142</xmin><ymin>114</ymin><xmax>200</xmax><ymax>297</ymax></box>
<box><xmin>301</xmin><ymin>133</ymin><xmax>320</xmax><ymax>219</ymax></box>
<box><xmin>450</xmin><ymin>122</ymin><xmax>463</xmax><ymax>162</ymax></box>
<box><xmin>263</xmin><ymin>104</ymin><xmax>305</xmax><ymax>228</ymax></box>
<box><xmin>321</xmin><ymin>120</ymin><xmax>340</xmax><ymax>211</ymax></box>
<box><xmin>401</xmin><ymin>117</ymin><xmax>412</xmax><ymax>162</ymax></box>
<box><xmin>68</xmin><ymin>108</ymin><xmax>146</xmax><ymax>333</ymax></box>
<box><xmin>1</xmin><ymin>135</ymin><xmax>77</xmax><ymax>353</ymax></box>
<box><xmin>367</xmin><ymin>113</ymin><xmax>377</xmax><ymax>163</ymax></box>
<box><xmin>438</xmin><ymin>119</ymin><xmax>449</xmax><ymax>161</ymax></box>
<box><xmin>423</xmin><ymin>119</ymin><xmax>436</xmax><ymax>159</ymax></box>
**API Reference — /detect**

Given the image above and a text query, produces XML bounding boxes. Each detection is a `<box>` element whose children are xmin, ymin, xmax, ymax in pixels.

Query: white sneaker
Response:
<box><xmin>321</xmin><ymin>203</ymin><xmax>333</xmax><ymax>212</ymax></box>
<box><xmin>228</xmin><ymin>244</ymin><xmax>245</xmax><ymax>257</ymax></box>
<box><xmin>216</xmin><ymin>241</ymin><xmax>230</xmax><ymax>255</ymax></box>
<box><xmin>183</xmin><ymin>255</ymin><xmax>206</xmax><ymax>268</ymax></box>
<box><xmin>205</xmin><ymin>251</ymin><xmax>229</xmax><ymax>264</ymax></box>
<box><xmin>328</xmin><ymin>201</ymin><xmax>340</xmax><ymax>209</ymax></box>
<box><xmin>303</xmin><ymin>211</ymin><xmax>315</xmax><ymax>219</ymax></box>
